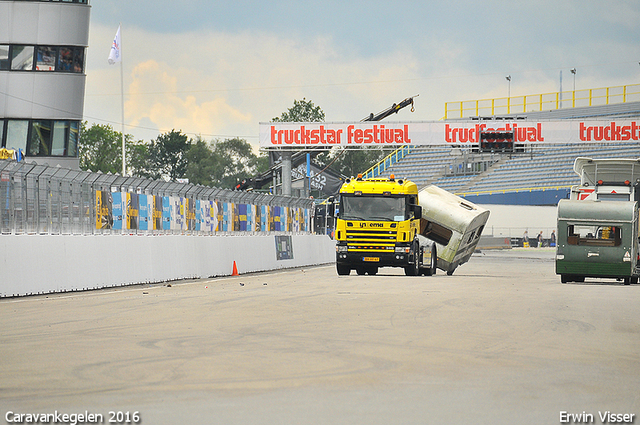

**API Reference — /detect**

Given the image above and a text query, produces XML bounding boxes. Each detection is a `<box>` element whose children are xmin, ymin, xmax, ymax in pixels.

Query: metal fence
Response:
<box><xmin>0</xmin><ymin>159</ymin><xmax>314</xmax><ymax>235</ymax></box>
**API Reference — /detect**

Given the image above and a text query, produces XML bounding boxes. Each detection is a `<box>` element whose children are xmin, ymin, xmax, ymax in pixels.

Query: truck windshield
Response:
<box><xmin>340</xmin><ymin>195</ymin><xmax>407</xmax><ymax>221</ymax></box>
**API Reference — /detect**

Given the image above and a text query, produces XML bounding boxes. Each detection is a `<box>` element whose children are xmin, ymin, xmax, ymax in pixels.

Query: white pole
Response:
<box><xmin>120</xmin><ymin>24</ymin><xmax>126</xmax><ymax>176</ymax></box>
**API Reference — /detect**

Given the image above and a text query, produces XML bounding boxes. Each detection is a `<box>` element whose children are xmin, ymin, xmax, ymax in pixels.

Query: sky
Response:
<box><xmin>84</xmin><ymin>0</ymin><xmax>640</xmax><ymax>149</ymax></box>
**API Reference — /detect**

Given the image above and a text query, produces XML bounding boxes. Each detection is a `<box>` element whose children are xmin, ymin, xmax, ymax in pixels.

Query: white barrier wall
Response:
<box><xmin>0</xmin><ymin>234</ymin><xmax>336</xmax><ymax>297</ymax></box>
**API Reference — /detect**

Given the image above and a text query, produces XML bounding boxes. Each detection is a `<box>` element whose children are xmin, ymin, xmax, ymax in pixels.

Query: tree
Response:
<box><xmin>79</xmin><ymin>122</ymin><xmax>123</xmax><ymax>174</ymax></box>
<box><xmin>184</xmin><ymin>136</ymin><xmax>264</xmax><ymax>190</ymax></box>
<box><xmin>210</xmin><ymin>137</ymin><xmax>259</xmax><ymax>188</ymax></box>
<box><xmin>79</xmin><ymin>122</ymin><xmax>148</xmax><ymax>176</ymax></box>
<box><xmin>127</xmin><ymin>140</ymin><xmax>152</xmax><ymax>178</ymax></box>
<box><xmin>272</xmin><ymin>98</ymin><xmax>325</xmax><ymax>122</ymax></box>
<box><xmin>148</xmin><ymin>130</ymin><xmax>191</xmax><ymax>181</ymax></box>
<box><xmin>325</xmin><ymin>146</ymin><xmax>386</xmax><ymax>178</ymax></box>
<box><xmin>185</xmin><ymin>137</ymin><xmax>217</xmax><ymax>186</ymax></box>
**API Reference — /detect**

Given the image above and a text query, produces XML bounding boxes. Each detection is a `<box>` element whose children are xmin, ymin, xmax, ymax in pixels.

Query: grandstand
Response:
<box><xmin>373</xmin><ymin>92</ymin><xmax>640</xmax><ymax>206</ymax></box>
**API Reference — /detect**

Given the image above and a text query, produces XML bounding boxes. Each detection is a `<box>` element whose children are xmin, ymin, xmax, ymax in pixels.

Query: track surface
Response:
<box><xmin>1</xmin><ymin>249</ymin><xmax>639</xmax><ymax>424</ymax></box>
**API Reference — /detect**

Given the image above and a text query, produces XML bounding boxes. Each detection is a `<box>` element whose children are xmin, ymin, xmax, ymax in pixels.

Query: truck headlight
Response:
<box><xmin>337</xmin><ymin>245</ymin><xmax>348</xmax><ymax>253</ymax></box>
<box><xmin>395</xmin><ymin>246</ymin><xmax>410</xmax><ymax>253</ymax></box>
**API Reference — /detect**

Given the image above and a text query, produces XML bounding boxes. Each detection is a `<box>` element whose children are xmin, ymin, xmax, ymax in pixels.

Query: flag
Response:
<box><xmin>108</xmin><ymin>25</ymin><xmax>121</xmax><ymax>65</ymax></box>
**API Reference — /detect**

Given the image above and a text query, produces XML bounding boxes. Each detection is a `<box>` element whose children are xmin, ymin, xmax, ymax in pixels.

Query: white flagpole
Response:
<box><xmin>108</xmin><ymin>24</ymin><xmax>126</xmax><ymax>176</ymax></box>
<box><xmin>119</xmin><ymin>24</ymin><xmax>126</xmax><ymax>176</ymax></box>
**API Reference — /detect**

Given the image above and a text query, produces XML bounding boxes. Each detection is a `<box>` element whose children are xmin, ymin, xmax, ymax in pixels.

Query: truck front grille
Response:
<box><xmin>346</xmin><ymin>229</ymin><xmax>397</xmax><ymax>251</ymax></box>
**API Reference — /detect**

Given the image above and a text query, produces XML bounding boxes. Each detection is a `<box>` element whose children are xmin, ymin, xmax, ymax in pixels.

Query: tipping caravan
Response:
<box><xmin>417</xmin><ymin>185</ymin><xmax>490</xmax><ymax>275</ymax></box>
<box><xmin>556</xmin><ymin>157</ymin><xmax>640</xmax><ymax>284</ymax></box>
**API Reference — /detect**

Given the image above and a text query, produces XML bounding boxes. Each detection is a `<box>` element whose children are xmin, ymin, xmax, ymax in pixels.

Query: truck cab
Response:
<box><xmin>335</xmin><ymin>174</ymin><xmax>434</xmax><ymax>276</ymax></box>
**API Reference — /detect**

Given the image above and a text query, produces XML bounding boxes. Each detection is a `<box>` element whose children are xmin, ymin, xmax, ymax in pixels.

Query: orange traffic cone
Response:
<box><xmin>232</xmin><ymin>261</ymin><xmax>239</xmax><ymax>276</ymax></box>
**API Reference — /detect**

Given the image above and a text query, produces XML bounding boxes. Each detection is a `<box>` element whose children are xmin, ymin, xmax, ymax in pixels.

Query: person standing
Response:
<box><xmin>537</xmin><ymin>231</ymin><xmax>544</xmax><ymax>248</ymax></box>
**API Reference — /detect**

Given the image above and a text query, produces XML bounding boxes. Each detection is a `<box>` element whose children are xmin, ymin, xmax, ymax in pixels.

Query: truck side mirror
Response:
<box><xmin>412</xmin><ymin>204</ymin><xmax>422</xmax><ymax>220</ymax></box>
<box><xmin>327</xmin><ymin>196</ymin><xmax>335</xmax><ymax>218</ymax></box>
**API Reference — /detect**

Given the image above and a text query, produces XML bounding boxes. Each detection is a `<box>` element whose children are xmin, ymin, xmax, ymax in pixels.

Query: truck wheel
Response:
<box><xmin>632</xmin><ymin>276</ymin><xmax>639</xmax><ymax>284</ymax></box>
<box><xmin>624</xmin><ymin>277</ymin><xmax>631</xmax><ymax>285</ymax></box>
<box><xmin>423</xmin><ymin>248</ymin><xmax>437</xmax><ymax>276</ymax></box>
<box><xmin>404</xmin><ymin>243</ymin><xmax>420</xmax><ymax>276</ymax></box>
<box><xmin>356</xmin><ymin>268</ymin><xmax>366</xmax><ymax>275</ymax></box>
<box><xmin>337</xmin><ymin>264</ymin><xmax>350</xmax><ymax>276</ymax></box>
<box><xmin>561</xmin><ymin>274</ymin><xmax>568</xmax><ymax>283</ymax></box>
<box><xmin>367</xmin><ymin>267</ymin><xmax>378</xmax><ymax>276</ymax></box>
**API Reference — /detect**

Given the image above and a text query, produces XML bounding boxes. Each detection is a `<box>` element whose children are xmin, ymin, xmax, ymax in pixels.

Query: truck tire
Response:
<box><xmin>356</xmin><ymin>268</ymin><xmax>366</xmax><ymax>275</ymax></box>
<box><xmin>404</xmin><ymin>242</ymin><xmax>420</xmax><ymax>276</ymax></box>
<box><xmin>423</xmin><ymin>247</ymin><xmax>437</xmax><ymax>276</ymax></box>
<box><xmin>337</xmin><ymin>264</ymin><xmax>350</xmax><ymax>276</ymax></box>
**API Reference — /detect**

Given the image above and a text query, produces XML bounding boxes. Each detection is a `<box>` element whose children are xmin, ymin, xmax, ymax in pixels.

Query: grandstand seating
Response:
<box><xmin>384</xmin><ymin>142</ymin><xmax>639</xmax><ymax>196</ymax></box>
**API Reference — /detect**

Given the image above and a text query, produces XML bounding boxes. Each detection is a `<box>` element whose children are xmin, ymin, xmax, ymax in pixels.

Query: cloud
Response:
<box><xmin>86</xmin><ymin>26</ymin><xmax>433</xmax><ymax>145</ymax></box>
<box><xmin>125</xmin><ymin>60</ymin><xmax>252</xmax><ymax>139</ymax></box>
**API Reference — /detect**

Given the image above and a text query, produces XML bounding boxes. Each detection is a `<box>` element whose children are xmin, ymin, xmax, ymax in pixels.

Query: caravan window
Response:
<box><xmin>567</xmin><ymin>224</ymin><xmax>622</xmax><ymax>247</ymax></box>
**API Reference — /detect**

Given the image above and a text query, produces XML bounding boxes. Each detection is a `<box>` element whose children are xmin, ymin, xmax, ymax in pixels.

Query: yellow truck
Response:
<box><xmin>335</xmin><ymin>174</ymin><xmax>490</xmax><ymax>276</ymax></box>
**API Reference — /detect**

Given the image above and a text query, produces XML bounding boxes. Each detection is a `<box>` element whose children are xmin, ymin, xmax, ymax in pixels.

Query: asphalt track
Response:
<box><xmin>1</xmin><ymin>249</ymin><xmax>639</xmax><ymax>425</ymax></box>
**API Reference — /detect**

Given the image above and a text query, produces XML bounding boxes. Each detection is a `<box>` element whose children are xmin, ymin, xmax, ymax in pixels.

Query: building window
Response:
<box><xmin>68</xmin><ymin>121</ymin><xmax>79</xmax><ymax>156</ymax></box>
<box><xmin>36</xmin><ymin>46</ymin><xmax>57</xmax><ymax>71</ymax></box>
<box><xmin>58</xmin><ymin>46</ymin><xmax>84</xmax><ymax>73</ymax></box>
<box><xmin>30</xmin><ymin>120</ymin><xmax>52</xmax><ymax>156</ymax></box>
<box><xmin>0</xmin><ymin>45</ymin><xmax>9</xmax><ymax>70</ymax></box>
<box><xmin>2</xmin><ymin>119</ymin><xmax>79</xmax><ymax>157</ymax></box>
<box><xmin>51</xmin><ymin>121</ymin><xmax>67</xmax><ymax>156</ymax></box>
<box><xmin>6</xmin><ymin>120</ymin><xmax>29</xmax><ymax>152</ymax></box>
<box><xmin>0</xmin><ymin>45</ymin><xmax>86</xmax><ymax>73</ymax></box>
<box><xmin>11</xmin><ymin>45</ymin><xmax>35</xmax><ymax>71</ymax></box>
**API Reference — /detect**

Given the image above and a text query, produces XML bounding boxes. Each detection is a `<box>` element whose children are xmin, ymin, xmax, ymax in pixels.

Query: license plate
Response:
<box><xmin>363</xmin><ymin>257</ymin><xmax>380</xmax><ymax>262</ymax></box>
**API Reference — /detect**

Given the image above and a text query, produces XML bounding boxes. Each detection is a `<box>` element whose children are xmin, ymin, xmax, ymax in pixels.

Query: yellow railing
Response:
<box><xmin>455</xmin><ymin>184</ymin><xmax>574</xmax><ymax>197</ymax></box>
<box><xmin>361</xmin><ymin>145</ymin><xmax>412</xmax><ymax>179</ymax></box>
<box><xmin>444</xmin><ymin>83</ymin><xmax>640</xmax><ymax>119</ymax></box>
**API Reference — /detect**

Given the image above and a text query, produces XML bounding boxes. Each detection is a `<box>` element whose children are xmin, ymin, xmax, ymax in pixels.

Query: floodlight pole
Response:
<box><xmin>505</xmin><ymin>75</ymin><xmax>511</xmax><ymax>113</ymax></box>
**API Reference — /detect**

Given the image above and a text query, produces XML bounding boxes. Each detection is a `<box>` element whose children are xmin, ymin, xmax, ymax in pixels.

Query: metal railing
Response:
<box><xmin>445</xmin><ymin>83</ymin><xmax>640</xmax><ymax>119</ymax></box>
<box><xmin>362</xmin><ymin>145</ymin><xmax>413</xmax><ymax>179</ymax></box>
<box><xmin>455</xmin><ymin>184</ymin><xmax>574</xmax><ymax>197</ymax></box>
<box><xmin>0</xmin><ymin>159</ymin><xmax>314</xmax><ymax>235</ymax></box>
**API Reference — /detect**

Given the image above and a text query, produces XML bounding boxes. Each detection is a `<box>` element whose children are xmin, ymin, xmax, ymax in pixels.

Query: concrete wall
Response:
<box><xmin>477</xmin><ymin>236</ymin><xmax>512</xmax><ymax>250</ymax></box>
<box><xmin>0</xmin><ymin>233</ymin><xmax>336</xmax><ymax>297</ymax></box>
